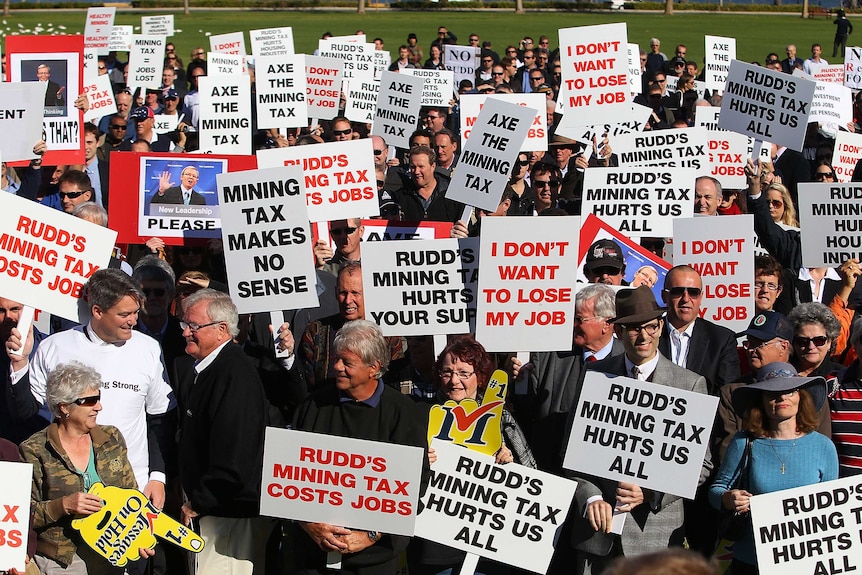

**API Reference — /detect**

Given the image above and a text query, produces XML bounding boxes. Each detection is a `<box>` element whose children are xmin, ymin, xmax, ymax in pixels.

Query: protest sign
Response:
<box><xmin>361</xmin><ymin>220</ymin><xmax>451</xmax><ymax>241</ymax></box>
<box><xmin>6</xmin><ymin>35</ymin><xmax>85</xmax><ymax>165</ymax></box>
<box><xmin>704</xmin><ymin>129</ymin><xmax>756</xmax><ymax>189</ymax></box>
<box><xmin>153</xmin><ymin>114</ymin><xmax>178</xmax><ymax>135</ymax></box>
<box><xmin>0</xmin><ymin>83</ymin><xmax>46</xmax><ymax>162</ymax></box>
<box><xmin>797</xmin><ymin>182</ymin><xmax>862</xmax><ymax>268</ymax></box>
<box><xmin>210</xmin><ymin>31</ymin><xmax>246</xmax><ymax>56</ymax></box>
<box><xmin>305</xmin><ymin>55</ymin><xmax>343</xmax><ymax>120</ymax></box>
<box><xmin>318</xmin><ymin>38</ymin><xmax>375</xmax><ymax>80</ymax></box>
<box><xmin>199</xmin><ymin>76</ymin><xmax>252</xmax><ymax>155</ymax></box>
<box><xmin>459</xmin><ymin>93</ymin><xmax>547</xmax><ymax>152</ymax></box>
<box><xmin>615</xmin><ymin>127</ymin><xmax>708</xmax><ymax>172</ymax></box>
<box><xmin>73</xmin><ymin>482</ymin><xmax>204</xmax><ymax>567</ymax></box>
<box><xmin>475</xmin><ymin>216</ymin><xmax>579</xmax><ymax>352</ymax></box>
<box><xmin>82</xmin><ymin>49</ymin><xmax>99</xmax><ymax>82</ymax></box>
<box><xmin>582</xmin><ymin>167</ymin><xmax>695</xmax><ymax>237</ymax></box>
<box><xmin>257</xmin><ymin>138</ymin><xmax>378</xmax><ymax>222</ymax></box>
<box><xmin>372</xmin><ymin>71</ymin><xmax>424</xmax><ymax>149</ymax></box>
<box><xmin>444</xmin><ymin>45</ymin><xmax>480</xmax><ymax>85</ymax></box>
<box><xmin>719</xmin><ymin>60</ymin><xmax>815</xmax><ymax>152</ymax></box>
<box><xmin>415</xmin><ymin>440</ymin><xmax>575</xmax><ymax>574</ymax></box>
<box><xmin>0</xmin><ymin>461</ymin><xmax>31</xmax><ymax>573</ymax></box>
<box><xmin>0</xmin><ymin>192</ymin><xmax>116</xmax><ymax>322</ymax></box>
<box><xmin>343</xmin><ymin>78</ymin><xmax>380</xmax><ymax>123</ymax></box>
<box><xmin>83</xmin><ymin>75</ymin><xmax>117</xmax><ymax>124</ymax></box>
<box><xmin>559</xmin><ymin>23</ymin><xmax>630</xmax><ymax>125</ymax></box>
<box><xmin>84</xmin><ymin>7</ymin><xmax>115</xmax><ymax>55</ymax></box>
<box><xmin>556</xmin><ymin>103</ymin><xmax>651</xmax><ymax>147</ymax></box>
<box><xmin>373</xmin><ymin>50</ymin><xmax>391</xmax><ymax>81</ymax></box>
<box><xmin>791</xmin><ymin>69</ymin><xmax>853</xmax><ymax>128</ymax></box>
<box><xmin>108</xmin><ymin>25</ymin><xmax>132</xmax><ymax>53</ymax></box>
<box><xmin>812</xmin><ymin>64</ymin><xmax>845</xmax><ymax>84</ymax></box>
<box><xmin>704</xmin><ymin>35</ymin><xmax>735</xmax><ymax>92</ymax></box>
<box><xmin>217</xmin><ymin>166</ymin><xmax>318</xmax><ymax>313</ymax></box>
<box><xmin>136</xmin><ymin>156</ymin><xmax>226</xmax><ymax>239</ymax></box>
<box><xmin>260</xmin><ymin>428</ymin><xmax>424</xmax><ymax>536</ymax></box>
<box><xmin>250</xmin><ymin>27</ymin><xmax>294</xmax><ymax>57</ymax></box>
<box><xmin>448</xmin><ymin>98</ymin><xmax>535</xmax><ymax>212</ymax></box>
<box><xmin>141</xmin><ymin>15</ymin><xmax>173</xmax><ymax>37</ymax></box>
<box><xmin>845</xmin><ymin>46</ymin><xmax>862</xmax><ymax>90</ymax></box>
<box><xmin>749</xmin><ymin>476</ymin><xmax>862</xmax><ymax>575</ymax></box>
<box><xmin>361</xmin><ymin>237</ymin><xmax>478</xmax><ymax>336</ymax></box>
<box><xmin>628</xmin><ymin>43</ymin><xmax>642</xmax><ymax>94</ymax></box>
<box><xmin>831</xmin><ymin>131</ymin><xmax>862</xmax><ymax>182</ymax></box>
<box><xmin>403</xmin><ymin>68</ymin><xmax>455</xmax><ymax>107</ymax></box>
<box><xmin>673</xmin><ymin>215</ymin><xmax>754</xmax><ymax>332</ymax></box>
<box><xmin>127</xmin><ymin>35</ymin><xmax>165</xmax><ymax>91</ymax></box>
<box><xmin>563</xmin><ymin>372</ymin><xmax>717</xmax><ymax>500</ymax></box>
<box><xmin>255</xmin><ymin>55</ymin><xmax>308</xmax><ymax>129</ymax></box>
<box><xmin>207</xmin><ymin>53</ymin><xmax>245</xmax><ymax>77</ymax></box>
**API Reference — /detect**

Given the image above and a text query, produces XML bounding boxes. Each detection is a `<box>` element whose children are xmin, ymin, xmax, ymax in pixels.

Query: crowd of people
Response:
<box><xmin>1</xmin><ymin>17</ymin><xmax>862</xmax><ymax>575</ymax></box>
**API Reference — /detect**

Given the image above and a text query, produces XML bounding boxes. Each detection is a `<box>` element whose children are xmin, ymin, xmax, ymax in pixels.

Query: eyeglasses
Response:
<box><xmin>440</xmin><ymin>369</ymin><xmax>475</xmax><ymax>380</ymax></box>
<box><xmin>814</xmin><ymin>171</ymin><xmax>835</xmax><ymax>180</ymax></box>
<box><xmin>492</xmin><ymin>72</ymin><xmax>504</xmax><ymax>76</ymax></box>
<box><xmin>180</xmin><ymin>320</ymin><xmax>224</xmax><ymax>333</ymax></box>
<box><xmin>754</xmin><ymin>281</ymin><xmax>780</xmax><ymax>291</ymax></box>
<box><xmin>110</xmin><ymin>124</ymin><xmax>127</xmax><ymax>130</ymax></box>
<box><xmin>793</xmin><ymin>335</ymin><xmax>829</xmax><ymax>348</ymax></box>
<box><xmin>193</xmin><ymin>51</ymin><xmax>205</xmax><ymax>57</ymax></box>
<box><xmin>622</xmin><ymin>321</ymin><xmax>661</xmax><ymax>336</ymax></box>
<box><xmin>72</xmin><ymin>394</ymin><xmax>101</xmax><ymax>407</ymax></box>
<box><xmin>574</xmin><ymin>316</ymin><xmax>604</xmax><ymax>325</ymax></box>
<box><xmin>483</xmin><ymin>59</ymin><xmax>493</xmax><ymax>63</ymax></box>
<box><xmin>143</xmin><ymin>288</ymin><xmax>166</xmax><ymax>297</ymax></box>
<box><xmin>373</xmin><ymin>149</ymin><xmax>385</xmax><ymax>155</ymax></box>
<box><xmin>768</xmin><ymin>199</ymin><xmax>784</xmax><ymax>209</ymax></box>
<box><xmin>530</xmin><ymin>76</ymin><xmax>544</xmax><ymax>82</ymax></box>
<box><xmin>591</xmin><ymin>266</ymin><xmax>622</xmax><ymax>277</ymax></box>
<box><xmin>664</xmin><ymin>286</ymin><xmax>702</xmax><ymax>298</ymax></box>
<box><xmin>524</xmin><ymin>55</ymin><xmax>535</xmax><ymax>59</ymax></box>
<box><xmin>507</xmin><ymin>50</ymin><xmax>517</xmax><ymax>54</ymax></box>
<box><xmin>533</xmin><ymin>179</ymin><xmax>561</xmax><ymax>188</ymax></box>
<box><xmin>331</xmin><ymin>226</ymin><xmax>357</xmax><ymax>236</ymax></box>
<box><xmin>59</xmin><ymin>190</ymin><xmax>88</xmax><ymax>199</ymax></box>
<box><xmin>743</xmin><ymin>338</ymin><xmax>776</xmax><ymax>351</ymax></box>
<box><xmin>332</xmin><ymin>128</ymin><xmax>352</xmax><ymax>136</ymax></box>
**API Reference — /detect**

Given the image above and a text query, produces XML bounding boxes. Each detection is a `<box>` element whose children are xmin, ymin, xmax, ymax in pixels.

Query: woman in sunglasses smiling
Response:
<box><xmin>788</xmin><ymin>302</ymin><xmax>842</xmax><ymax>379</ymax></box>
<box><xmin>20</xmin><ymin>361</ymin><xmax>143</xmax><ymax>574</ymax></box>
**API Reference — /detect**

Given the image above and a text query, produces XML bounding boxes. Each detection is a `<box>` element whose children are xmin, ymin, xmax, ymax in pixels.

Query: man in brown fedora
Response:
<box><xmin>566</xmin><ymin>286</ymin><xmax>712</xmax><ymax>574</ymax></box>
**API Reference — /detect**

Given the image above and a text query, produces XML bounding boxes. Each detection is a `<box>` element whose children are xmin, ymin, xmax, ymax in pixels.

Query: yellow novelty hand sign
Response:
<box><xmin>427</xmin><ymin>369</ymin><xmax>509</xmax><ymax>456</ymax></box>
<box><xmin>72</xmin><ymin>483</ymin><xmax>204</xmax><ymax>567</ymax></box>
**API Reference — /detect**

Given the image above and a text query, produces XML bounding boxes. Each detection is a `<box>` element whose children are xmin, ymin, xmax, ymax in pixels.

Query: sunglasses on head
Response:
<box><xmin>59</xmin><ymin>190</ymin><xmax>87</xmax><ymax>199</ymax></box>
<box><xmin>73</xmin><ymin>394</ymin><xmax>101</xmax><ymax>407</ymax></box>
<box><xmin>664</xmin><ymin>286</ymin><xmax>702</xmax><ymax>298</ymax></box>
<box><xmin>331</xmin><ymin>226</ymin><xmax>357</xmax><ymax>236</ymax></box>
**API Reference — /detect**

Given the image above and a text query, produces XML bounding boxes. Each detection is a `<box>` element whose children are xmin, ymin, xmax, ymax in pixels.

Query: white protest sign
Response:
<box><xmin>82</xmin><ymin>75</ymin><xmax>116</xmax><ymax>123</ymax></box>
<box><xmin>344</xmin><ymin>78</ymin><xmax>380</xmax><ymax>123</ymax></box>
<box><xmin>107</xmin><ymin>25</ymin><xmax>132</xmax><ymax>52</ymax></box>
<box><xmin>153</xmin><ymin>114</ymin><xmax>178</xmax><ymax>135</ymax></box>
<box><xmin>460</xmin><ymin>93</ymin><xmax>547</xmax><ymax>152</ymax></box>
<box><xmin>750</xmin><ymin>476</ymin><xmax>862</xmax><ymax>575</ymax></box>
<box><xmin>373</xmin><ymin>50</ymin><xmax>391</xmax><ymax>81</ymax></box>
<box><xmin>250</xmin><ymin>27</ymin><xmax>294</xmax><ymax>58</ymax></box>
<box><xmin>563</xmin><ymin>372</ymin><xmax>717</xmax><ymax>500</ymax></box>
<box><xmin>673</xmin><ymin>215</ymin><xmax>754</xmax><ymax>332</ymax></box>
<box><xmin>0</xmin><ymin>192</ymin><xmax>116</xmax><ymax>322</ymax></box>
<box><xmin>372</xmin><ymin>71</ymin><xmax>424</xmax><ymax>150</ymax></box>
<box><xmin>127</xmin><ymin>35</ymin><xmax>166</xmax><ymax>91</ymax></box>
<box><xmin>0</xmin><ymin>83</ymin><xmax>45</xmax><ymax>162</ymax></box>
<box><xmin>84</xmin><ymin>7</ymin><xmax>115</xmax><ymax>55</ymax></box>
<box><xmin>318</xmin><ymin>38</ymin><xmax>375</xmax><ymax>80</ymax></box>
<box><xmin>444</xmin><ymin>45</ymin><xmax>480</xmax><ymax>85</ymax></box>
<box><xmin>558</xmin><ymin>23</ymin><xmax>630</xmax><ymax>125</ymax></box>
<box><xmin>704</xmin><ymin>35</ymin><xmax>735</xmax><ymax>92</ymax></box>
<box><xmin>403</xmin><ymin>68</ymin><xmax>455</xmax><ymax>107</ymax></box>
<box><xmin>141</xmin><ymin>15</ymin><xmax>173</xmax><ymax>36</ymax></box>
<box><xmin>812</xmin><ymin>64</ymin><xmax>845</xmax><ymax>84</ymax></box>
<box><xmin>362</xmin><ymin>238</ymin><xmax>478</xmax><ymax>336</ymax></box>
<box><xmin>256</xmin><ymin>55</ymin><xmax>308</xmax><ymax>129</ymax></box>
<box><xmin>82</xmin><ymin>49</ymin><xmax>99</xmax><ymax>82</ymax></box>
<box><xmin>792</xmin><ymin>69</ymin><xmax>853</xmax><ymax>128</ymax></box>
<box><xmin>199</xmin><ymin>76</ymin><xmax>252</xmax><ymax>155</ymax></box>
<box><xmin>257</xmin><ymin>138</ymin><xmax>378</xmax><ymax>222</ymax></box>
<box><xmin>0</xmin><ymin>461</ymin><xmax>32</xmax><ymax>573</ymax></box>
<box><xmin>719</xmin><ymin>60</ymin><xmax>815</xmax><ymax>152</ymax></box>
<box><xmin>797</xmin><ymin>183</ymin><xmax>862</xmax><ymax>268</ymax></box>
<box><xmin>305</xmin><ymin>55</ymin><xmax>343</xmax><ymax>120</ymax></box>
<box><xmin>615</xmin><ymin>127</ymin><xmax>708</xmax><ymax>172</ymax></box>
<box><xmin>557</xmin><ymin>103</ymin><xmax>652</xmax><ymax>146</ymax></box>
<box><xmin>628</xmin><ymin>43</ymin><xmax>642</xmax><ymax>94</ymax></box>
<box><xmin>844</xmin><ymin>46</ymin><xmax>862</xmax><ymax>90</ymax></box>
<box><xmin>448</xmin><ymin>98</ymin><xmax>535</xmax><ymax>212</ymax></box>
<box><xmin>210</xmin><ymin>31</ymin><xmax>246</xmax><ymax>56</ymax></box>
<box><xmin>832</xmin><ymin>131</ymin><xmax>862</xmax><ymax>181</ymax></box>
<box><xmin>207</xmin><ymin>53</ymin><xmax>245</xmax><ymax>77</ymax></box>
<box><xmin>415</xmin><ymin>441</ymin><xmax>576</xmax><ymax>574</ymax></box>
<box><xmin>475</xmin><ymin>216</ymin><xmax>579</xmax><ymax>352</ymax></box>
<box><xmin>582</xmin><ymin>167</ymin><xmax>695</xmax><ymax>238</ymax></box>
<box><xmin>217</xmin><ymin>166</ymin><xmax>317</xmax><ymax>313</ymax></box>
<box><xmin>695</xmin><ymin>105</ymin><xmax>773</xmax><ymax>179</ymax></box>
<box><xmin>260</xmin><ymin>428</ymin><xmax>424</xmax><ymax>536</ymax></box>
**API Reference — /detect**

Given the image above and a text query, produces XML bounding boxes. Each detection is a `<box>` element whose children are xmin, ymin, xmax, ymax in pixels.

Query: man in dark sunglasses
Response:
<box><xmin>330</xmin><ymin>117</ymin><xmax>354</xmax><ymax>142</ymax></box>
<box><xmin>583</xmin><ymin>239</ymin><xmax>626</xmax><ymax>285</ymax></box>
<box><xmin>315</xmin><ymin>218</ymin><xmax>364</xmax><ymax>277</ymax></box>
<box><xmin>57</xmin><ymin>170</ymin><xmax>93</xmax><ymax>214</ymax></box>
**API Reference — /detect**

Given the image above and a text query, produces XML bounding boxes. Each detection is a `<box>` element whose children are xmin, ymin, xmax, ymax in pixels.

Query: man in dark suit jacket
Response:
<box><xmin>567</xmin><ymin>286</ymin><xmax>712</xmax><ymax>575</ymax></box>
<box><xmin>37</xmin><ymin>64</ymin><xmax>65</xmax><ymax>106</ymax></box>
<box><xmin>781</xmin><ymin>44</ymin><xmax>800</xmax><ymax>74</ymax></box>
<box><xmin>151</xmin><ymin>165</ymin><xmax>207</xmax><ymax>205</ymax></box>
<box><xmin>658</xmin><ymin>265</ymin><xmax>741</xmax><ymax>396</ymax></box>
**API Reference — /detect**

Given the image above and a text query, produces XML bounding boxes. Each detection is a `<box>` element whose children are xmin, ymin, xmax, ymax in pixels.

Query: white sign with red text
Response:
<box><xmin>459</xmin><ymin>93</ymin><xmax>547</xmax><ymax>152</ymax></box>
<box><xmin>831</xmin><ymin>131</ymin><xmax>862</xmax><ymax>182</ymax></box>
<box><xmin>84</xmin><ymin>7</ymin><xmax>115</xmax><ymax>55</ymax></box>
<box><xmin>305</xmin><ymin>55</ymin><xmax>343</xmax><ymax>120</ymax></box>
<box><xmin>83</xmin><ymin>75</ymin><xmax>116</xmax><ymax>123</ymax></box>
<box><xmin>844</xmin><ymin>47</ymin><xmax>862</xmax><ymax>90</ymax></box>
<box><xmin>210</xmin><ymin>32</ymin><xmax>246</xmax><ymax>56</ymax></box>
<box><xmin>0</xmin><ymin>462</ymin><xmax>32</xmax><ymax>573</ymax></box>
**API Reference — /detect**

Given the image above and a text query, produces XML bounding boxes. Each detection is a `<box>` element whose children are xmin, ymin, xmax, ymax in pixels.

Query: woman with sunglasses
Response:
<box><xmin>787</xmin><ymin>303</ymin><xmax>843</xmax><ymax>379</ymax></box>
<box><xmin>20</xmin><ymin>362</ymin><xmax>143</xmax><ymax>575</ymax></box>
<box><xmin>812</xmin><ymin>159</ymin><xmax>837</xmax><ymax>183</ymax></box>
<box><xmin>507</xmin><ymin>152</ymin><xmax>531</xmax><ymax>215</ymax></box>
<box><xmin>764</xmin><ymin>183</ymin><xmax>798</xmax><ymax>227</ymax></box>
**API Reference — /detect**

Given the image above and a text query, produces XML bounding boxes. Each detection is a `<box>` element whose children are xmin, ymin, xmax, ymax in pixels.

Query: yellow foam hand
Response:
<box><xmin>71</xmin><ymin>483</ymin><xmax>204</xmax><ymax>567</ymax></box>
<box><xmin>427</xmin><ymin>370</ymin><xmax>509</xmax><ymax>456</ymax></box>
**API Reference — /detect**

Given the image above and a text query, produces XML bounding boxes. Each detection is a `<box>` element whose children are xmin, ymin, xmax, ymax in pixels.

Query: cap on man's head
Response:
<box><xmin>738</xmin><ymin>310</ymin><xmax>794</xmax><ymax>341</ymax></box>
<box><xmin>130</xmin><ymin>106</ymin><xmax>154</xmax><ymax>121</ymax></box>
<box><xmin>584</xmin><ymin>239</ymin><xmax>625</xmax><ymax>273</ymax></box>
<box><xmin>164</xmin><ymin>88</ymin><xmax>179</xmax><ymax>100</ymax></box>
<box><xmin>670</xmin><ymin>56</ymin><xmax>686</xmax><ymax>67</ymax></box>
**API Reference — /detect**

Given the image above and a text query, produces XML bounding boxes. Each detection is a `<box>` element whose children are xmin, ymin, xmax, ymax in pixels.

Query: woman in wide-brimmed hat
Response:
<box><xmin>709</xmin><ymin>362</ymin><xmax>837</xmax><ymax>574</ymax></box>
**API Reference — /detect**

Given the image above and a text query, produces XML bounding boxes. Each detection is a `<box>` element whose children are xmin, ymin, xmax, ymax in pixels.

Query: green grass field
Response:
<box><xmin>0</xmin><ymin>9</ymin><xmax>846</xmax><ymax>66</ymax></box>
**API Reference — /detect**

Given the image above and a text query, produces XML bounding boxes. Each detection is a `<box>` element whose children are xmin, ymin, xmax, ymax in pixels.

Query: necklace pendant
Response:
<box><xmin>781</xmin><ymin>464</ymin><xmax>785</xmax><ymax>474</ymax></box>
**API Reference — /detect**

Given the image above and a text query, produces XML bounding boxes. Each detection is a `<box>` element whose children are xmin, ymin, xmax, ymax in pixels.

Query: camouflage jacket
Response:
<box><xmin>19</xmin><ymin>423</ymin><xmax>137</xmax><ymax>567</ymax></box>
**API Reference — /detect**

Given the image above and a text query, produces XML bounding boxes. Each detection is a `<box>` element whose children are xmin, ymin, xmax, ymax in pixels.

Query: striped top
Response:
<box><xmin>832</xmin><ymin>362</ymin><xmax>862</xmax><ymax>476</ymax></box>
